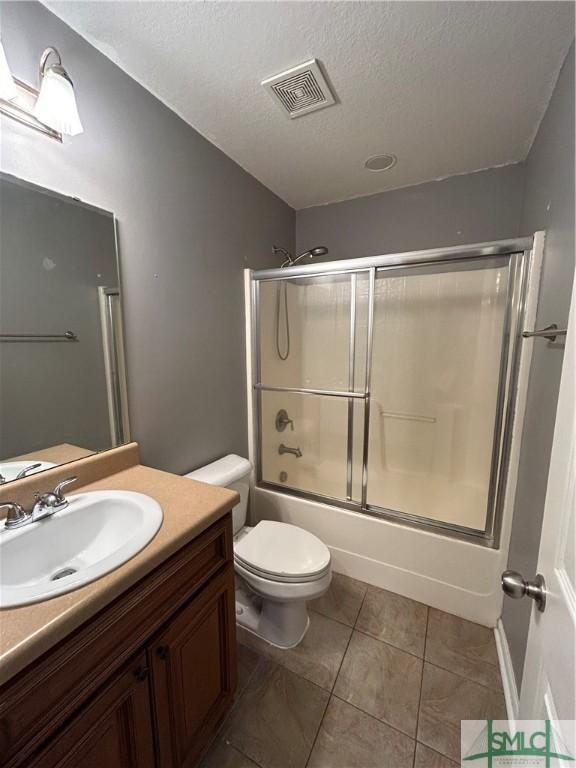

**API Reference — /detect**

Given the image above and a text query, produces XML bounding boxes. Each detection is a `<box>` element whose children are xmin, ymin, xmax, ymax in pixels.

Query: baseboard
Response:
<box><xmin>494</xmin><ymin>618</ymin><xmax>519</xmax><ymax>721</ymax></box>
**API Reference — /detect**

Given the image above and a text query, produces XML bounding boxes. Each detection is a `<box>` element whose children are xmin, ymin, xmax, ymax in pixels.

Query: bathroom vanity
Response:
<box><xmin>0</xmin><ymin>446</ymin><xmax>239</xmax><ymax>768</ymax></box>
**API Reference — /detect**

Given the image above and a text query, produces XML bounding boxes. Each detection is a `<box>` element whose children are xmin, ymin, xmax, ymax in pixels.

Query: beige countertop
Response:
<box><xmin>0</xmin><ymin>461</ymin><xmax>238</xmax><ymax>687</ymax></box>
<box><xmin>5</xmin><ymin>443</ymin><xmax>95</xmax><ymax>466</ymax></box>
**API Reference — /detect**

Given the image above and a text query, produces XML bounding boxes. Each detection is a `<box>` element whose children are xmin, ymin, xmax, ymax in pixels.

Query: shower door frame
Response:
<box><xmin>249</xmin><ymin>236</ymin><xmax>534</xmax><ymax>548</ymax></box>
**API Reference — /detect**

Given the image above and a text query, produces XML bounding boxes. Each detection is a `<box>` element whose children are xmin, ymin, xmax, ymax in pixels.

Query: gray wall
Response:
<box><xmin>502</xmin><ymin>43</ymin><xmax>575</xmax><ymax>688</ymax></box>
<box><xmin>0</xmin><ymin>175</ymin><xmax>117</xmax><ymax>457</ymax></box>
<box><xmin>0</xmin><ymin>1</ymin><xmax>294</xmax><ymax>475</ymax></box>
<box><xmin>296</xmin><ymin>164</ymin><xmax>525</xmax><ymax>260</ymax></box>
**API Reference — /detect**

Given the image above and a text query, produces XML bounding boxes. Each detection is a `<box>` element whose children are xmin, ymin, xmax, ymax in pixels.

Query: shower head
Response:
<box><xmin>272</xmin><ymin>244</ymin><xmax>329</xmax><ymax>361</ymax></box>
<box><xmin>290</xmin><ymin>245</ymin><xmax>329</xmax><ymax>266</ymax></box>
<box><xmin>305</xmin><ymin>246</ymin><xmax>329</xmax><ymax>258</ymax></box>
<box><xmin>273</xmin><ymin>244</ymin><xmax>329</xmax><ymax>268</ymax></box>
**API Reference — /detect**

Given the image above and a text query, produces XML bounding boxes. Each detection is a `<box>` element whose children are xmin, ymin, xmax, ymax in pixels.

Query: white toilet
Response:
<box><xmin>186</xmin><ymin>454</ymin><xmax>331</xmax><ymax>648</ymax></box>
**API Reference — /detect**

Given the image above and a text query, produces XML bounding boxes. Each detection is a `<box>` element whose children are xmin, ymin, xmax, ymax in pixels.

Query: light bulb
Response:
<box><xmin>0</xmin><ymin>39</ymin><xmax>17</xmax><ymax>101</ymax></box>
<box><xmin>33</xmin><ymin>50</ymin><xmax>83</xmax><ymax>136</ymax></box>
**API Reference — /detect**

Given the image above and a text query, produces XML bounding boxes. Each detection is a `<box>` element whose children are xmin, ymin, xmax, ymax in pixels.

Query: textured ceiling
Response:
<box><xmin>45</xmin><ymin>1</ymin><xmax>574</xmax><ymax>209</ymax></box>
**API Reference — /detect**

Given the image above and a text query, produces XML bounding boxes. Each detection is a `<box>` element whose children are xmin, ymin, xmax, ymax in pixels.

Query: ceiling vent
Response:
<box><xmin>262</xmin><ymin>59</ymin><xmax>335</xmax><ymax>119</ymax></box>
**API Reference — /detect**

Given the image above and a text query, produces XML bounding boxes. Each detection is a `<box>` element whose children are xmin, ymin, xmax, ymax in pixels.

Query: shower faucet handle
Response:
<box><xmin>276</xmin><ymin>409</ymin><xmax>294</xmax><ymax>432</ymax></box>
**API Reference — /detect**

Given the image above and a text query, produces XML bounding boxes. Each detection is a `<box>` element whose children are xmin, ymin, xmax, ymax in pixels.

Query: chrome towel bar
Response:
<box><xmin>522</xmin><ymin>324</ymin><xmax>567</xmax><ymax>342</ymax></box>
<box><xmin>0</xmin><ymin>331</ymin><xmax>78</xmax><ymax>342</ymax></box>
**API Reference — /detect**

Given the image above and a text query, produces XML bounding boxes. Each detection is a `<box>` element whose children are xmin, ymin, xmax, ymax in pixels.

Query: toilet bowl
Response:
<box><xmin>186</xmin><ymin>454</ymin><xmax>331</xmax><ymax>647</ymax></box>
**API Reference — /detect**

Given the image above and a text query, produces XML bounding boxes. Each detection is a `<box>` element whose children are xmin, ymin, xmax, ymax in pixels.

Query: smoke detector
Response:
<box><xmin>262</xmin><ymin>59</ymin><xmax>335</xmax><ymax>119</ymax></box>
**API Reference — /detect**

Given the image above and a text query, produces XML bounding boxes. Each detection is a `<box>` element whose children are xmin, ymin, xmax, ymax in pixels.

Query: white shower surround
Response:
<box><xmin>258</xmin><ymin>266</ymin><xmax>509</xmax><ymax>531</ymax></box>
<box><xmin>244</xmin><ymin>233</ymin><xmax>544</xmax><ymax>627</ymax></box>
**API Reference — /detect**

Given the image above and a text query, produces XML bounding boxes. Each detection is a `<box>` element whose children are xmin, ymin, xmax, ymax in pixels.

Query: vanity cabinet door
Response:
<box><xmin>150</xmin><ymin>565</ymin><xmax>237</xmax><ymax>768</ymax></box>
<box><xmin>28</xmin><ymin>652</ymin><xmax>156</xmax><ymax>768</ymax></box>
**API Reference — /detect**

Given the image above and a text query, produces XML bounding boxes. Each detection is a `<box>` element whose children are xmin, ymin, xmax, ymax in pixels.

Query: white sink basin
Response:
<box><xmin>0</xmin><ymin>460</ymin><xmax>56</xmax><ymax>483</ymax></box>
<box><xmin>0</xmin><ymin>491</ymin><xmax>163</xmax><ymax>608</ymax></box>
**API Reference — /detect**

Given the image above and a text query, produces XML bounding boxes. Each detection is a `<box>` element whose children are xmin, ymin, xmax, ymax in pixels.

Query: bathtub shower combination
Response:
<box><xmin>246</xmin><ymin>236</ymin><xmax>544</xmax><ymax>625</ymax></box>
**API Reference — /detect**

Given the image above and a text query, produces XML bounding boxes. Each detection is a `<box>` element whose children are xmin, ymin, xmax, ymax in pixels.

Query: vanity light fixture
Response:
<box><xmin>0</xmin><ymin>39</ymin><xmax>17</xmax><ymax>101</ymax></box>
<box><xmin>34</xmin><ymin>47</ymin><xmax>83</xmax><ymax>136</ymax></box>
<box><xmin>0</xmin><ymin>45</ymin><xmax>82</xmax><ymax>141</ymax></box>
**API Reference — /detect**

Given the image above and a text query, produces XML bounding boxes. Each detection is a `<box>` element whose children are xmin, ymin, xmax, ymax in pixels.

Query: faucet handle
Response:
<box><xmin>15</xmin><ymin>463</ymin><xmax>42</xmax><ymax>480</ymax></box>
<box><xmin>1</xmin><ymin>502</ymin><xmax>31</xmax><ymax>530</ymax></box>
<box><xmin>32</xmin><ymin>476</ymin><xmax>77</xmax><ymax>521</ymax></box>
<box><xmin>275</xmin><ymin>409</ymin><xmax>295</xmax><ymax>432</ymax></box>
<box><xmin>53</xmin><ymin>476</ymin><xmax>78</xmax><ymax>502</ymax></box>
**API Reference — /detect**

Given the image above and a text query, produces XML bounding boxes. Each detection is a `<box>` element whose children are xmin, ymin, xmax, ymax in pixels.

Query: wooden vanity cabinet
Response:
<box><xmin>28</xmin><ymin>651</ymin><xmax>157</xmax><ymax>768</ymax></box>
<box><xmin>0</xmin><ymin>514</ymin><xmax>237</xmax><ymax>768</ymax></box>
<box><xmin>150</xmin><ymin>569</ymin><xmax>236</xmax><ymax>767</ymax></box>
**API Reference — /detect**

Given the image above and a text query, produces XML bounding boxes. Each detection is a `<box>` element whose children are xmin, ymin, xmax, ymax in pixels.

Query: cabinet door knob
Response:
<box><xmin>156</xmin><ymin>645</ymin><xmax>169</xmax><ymax>661</ymax></box>
<box><xmin>134</xmin><ymin>665</ymin><xmax>149</xmax><ymax>681</ymax></box>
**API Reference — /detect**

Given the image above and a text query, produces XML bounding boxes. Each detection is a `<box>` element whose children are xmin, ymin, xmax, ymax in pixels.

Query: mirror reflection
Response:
<box><xmin>0</xmin><ymin>174</ymin><xmax>129</xmax><ymax>484</ymax></box>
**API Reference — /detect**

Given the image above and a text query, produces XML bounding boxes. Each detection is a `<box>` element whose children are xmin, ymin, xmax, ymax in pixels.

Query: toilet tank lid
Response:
<box><xmin>185</xmin><ymin>454</ymin><xmax>252</xmax><ymax>486</ymax></box>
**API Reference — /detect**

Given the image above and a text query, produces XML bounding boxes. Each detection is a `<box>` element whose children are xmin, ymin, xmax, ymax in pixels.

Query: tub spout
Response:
<box><xmin>279</xmin><ymin>444</ymin><xmax>302</xmax><ymax>458</ymax></box>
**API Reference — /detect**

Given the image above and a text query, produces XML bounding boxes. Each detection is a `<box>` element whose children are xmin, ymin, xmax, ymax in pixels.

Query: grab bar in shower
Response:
<box><xmin>522</xmin><ymin>324</ymin><xmax>567</xmax><ymax>342</ymax></box>
<box><xmin>379</xmin><ymin>409</ymin><xmax>436</xmax><ymax>424</ymax></box>
<box><xmin>0</xmin><ymin>331</ymin><xmax>79</xmax><ymax>342</ymax></box>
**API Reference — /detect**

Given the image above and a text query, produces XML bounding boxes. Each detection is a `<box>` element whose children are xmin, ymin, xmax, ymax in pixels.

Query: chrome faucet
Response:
<box><xmin>278</xmin><ymin>444</ymin><xmax>302</xmax><ymax>458</ymax></box>
<box><xmin>0</xmin><ymin>502</ymin><xmax>29</xmax><ymax>529</ymax></box>
<box><xmin>1</xmin><ymin>476</ymin><xmax>78</xmax><ymax>530</ymax></box>
<box><xmin>33</xmin><ymin>476</ymin><xmax>78</xmax><ymax>521</ymax></box>
<box><xmin>0</xmin><ymin>462</ymin><xmax>42</xmax><ymax>485</ymax></box>
<box><xmin>15</xmin><ymin>463</ymin><xmax>42</xmax><ymax>480</ymax></box>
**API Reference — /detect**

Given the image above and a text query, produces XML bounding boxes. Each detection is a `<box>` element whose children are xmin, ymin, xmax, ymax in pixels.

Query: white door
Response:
<box><xmin>519</xmin><ymin>272</ymin><xmax>575</xmax><ymax>733</ymax></box>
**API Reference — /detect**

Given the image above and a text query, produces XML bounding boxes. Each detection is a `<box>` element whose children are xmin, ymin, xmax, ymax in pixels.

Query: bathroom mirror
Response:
<box><xmin>0</xmin><ymin>173</ymin><xmax>129</xmax><ymax>485</ymax></box>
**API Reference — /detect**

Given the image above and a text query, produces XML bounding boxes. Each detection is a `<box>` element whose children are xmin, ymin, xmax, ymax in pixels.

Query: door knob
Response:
<box><xmin>501</xmin><ymin>570</ymin><xmax>546</xmax><ymax>612</ymax></box>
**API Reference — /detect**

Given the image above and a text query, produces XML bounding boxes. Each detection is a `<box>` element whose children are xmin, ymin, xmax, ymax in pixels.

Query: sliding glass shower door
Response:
<box><xmin>366</xmin><ymin>259</ymin><xmax>511</xmax><ymax>534</ymax></box>
<box><xmin>252</xmin><ymin>243</ymin><xmax>528</xmax><ymax>545</ymax></box>
<box><xmin>256</xmin><ymin>272</ymin><xmax>369</xmax><ymax>502</ymax></box>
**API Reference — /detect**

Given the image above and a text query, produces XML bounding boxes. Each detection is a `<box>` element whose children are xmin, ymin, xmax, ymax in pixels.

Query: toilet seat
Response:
<box><xmin>234</xmin><ymin>520</ymin><xmax>331</xmax><ymax>582</ymax></box>
<box><xmin>234</xmin><ymin>556</ymin><xmax>330</xmax><ymax>584</ymax></box>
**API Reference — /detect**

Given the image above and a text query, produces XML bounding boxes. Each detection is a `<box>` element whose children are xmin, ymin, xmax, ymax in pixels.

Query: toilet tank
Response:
<box><xmin>185</xmin><ymin>454</ymin><xmax>252</xmax><ymax>535</ymax></box>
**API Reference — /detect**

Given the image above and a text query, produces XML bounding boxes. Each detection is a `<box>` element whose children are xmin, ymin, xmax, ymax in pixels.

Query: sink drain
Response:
<box><xmin>51</xmin><ymin>567</ymin><xmax>77</xmax><ymax>581</ymax></box>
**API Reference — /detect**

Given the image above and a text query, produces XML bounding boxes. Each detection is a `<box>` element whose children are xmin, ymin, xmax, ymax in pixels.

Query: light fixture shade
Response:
<box><xmin>0</xmin><ymin>40</ymin><xmax>17</xmax><ymax>101</ymax></box>
<box><xmin>33</xmin><ymin>68</ymin><xmax>83</xmax><ymax>136</ymax></box>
